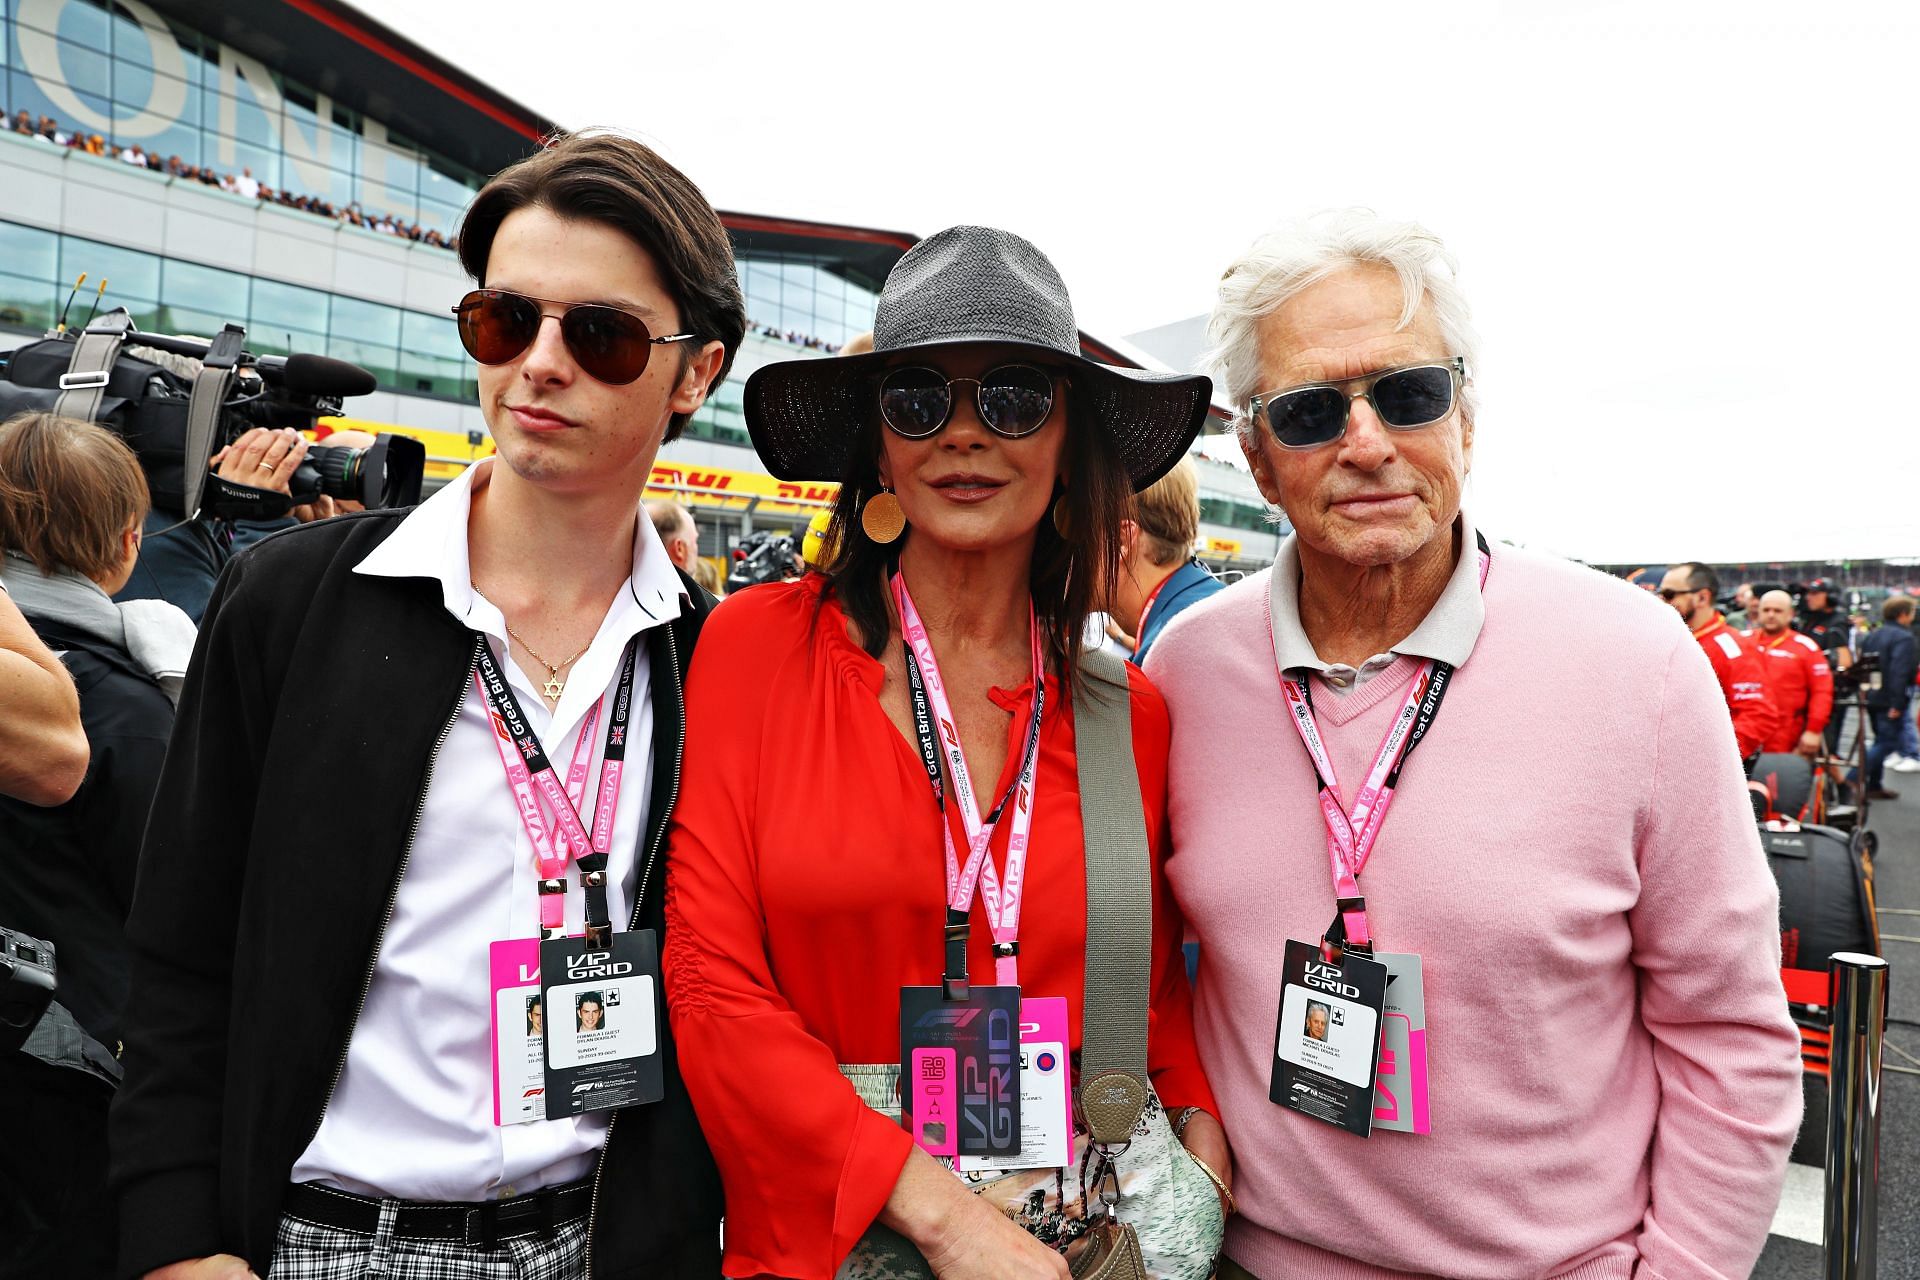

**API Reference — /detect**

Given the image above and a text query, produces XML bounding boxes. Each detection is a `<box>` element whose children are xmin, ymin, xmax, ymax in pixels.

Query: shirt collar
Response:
<box><xmin>352</xmin><ymin>457</ymin><xmax>686</xmax><ymax>644</ymax></box>
<box><xmin>1268</xmin><ymin>509</ymin><xmax>1486</xmax><ymax>676</ymax></box>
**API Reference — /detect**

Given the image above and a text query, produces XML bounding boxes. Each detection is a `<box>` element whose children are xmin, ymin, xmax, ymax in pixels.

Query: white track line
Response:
<box><xmin>1771</xmin><ymin>1160</ymin><xmax>1825</xmax><ymax>1245</ymax></box>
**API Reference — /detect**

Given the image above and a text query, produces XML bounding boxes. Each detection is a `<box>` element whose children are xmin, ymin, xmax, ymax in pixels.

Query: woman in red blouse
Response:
<box><xmin>664</xmin><ymin>227</ymin><xmax>1229</xmax><ymax>1280</ymax></box>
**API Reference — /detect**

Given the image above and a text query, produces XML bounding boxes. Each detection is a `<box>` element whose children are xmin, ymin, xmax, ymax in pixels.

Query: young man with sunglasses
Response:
<box><xmin>1658</xmin><ymin>560</ymin><xmax>1781</xmax><ymax>761</ymax></box>
<box><xmin>109</xmin><ymin>131</ymin><xmax>743</xmax><ymax>1280</ymax></box>
<box><xmin>1145</xmin><ymin>210</ymin><xmax>1801</xmax><ymax>1280</ymax></box>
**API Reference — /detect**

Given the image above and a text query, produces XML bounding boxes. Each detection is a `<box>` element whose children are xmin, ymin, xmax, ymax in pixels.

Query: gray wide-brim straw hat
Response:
<box><xmin>744</xmin><ymin>225</ymin><xmax>1212</xmax><ymax>492</ymax></box>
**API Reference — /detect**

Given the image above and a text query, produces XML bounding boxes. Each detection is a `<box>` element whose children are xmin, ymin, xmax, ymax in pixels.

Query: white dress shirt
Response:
<box><xmin>290</xmin><ymin>459</ymin><xmax>684</xmax><ymax>1201</ymax></box>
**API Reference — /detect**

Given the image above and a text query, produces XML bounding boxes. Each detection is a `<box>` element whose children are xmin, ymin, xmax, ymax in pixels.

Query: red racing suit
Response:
<box><xmin>1692</xmin><ymin>613</ymin><xmax>1780</xmax><ymax>758</ymax></box>
<box><xmin>1744</xmin><ymin>626</ymin><xmax>1834</xmax><ymax>753</ymax></box>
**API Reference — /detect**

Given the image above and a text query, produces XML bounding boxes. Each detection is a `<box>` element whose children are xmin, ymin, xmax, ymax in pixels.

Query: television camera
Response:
<box><xmin>0</xmin><ymin>307</ymin><xmax>423</xmax><ymax>522</ymax></box>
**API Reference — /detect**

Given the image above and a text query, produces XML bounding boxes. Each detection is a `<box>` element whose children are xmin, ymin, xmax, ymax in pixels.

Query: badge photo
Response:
<box><xmin>1271</xmin><ymin>938</ymin><xmax>1386</xmax><ymax>1137</ymax></box>
<box><xmin>539</xmin><ymin>929</ymin><xmax>665</xmax><ymax>1119</ymax></box>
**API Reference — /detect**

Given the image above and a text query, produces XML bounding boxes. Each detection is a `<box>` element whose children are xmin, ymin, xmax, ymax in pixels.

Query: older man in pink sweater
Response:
<box><xmin>1147</xmin><ymin>211</ymin><xmax>1801</xmax><ymax>1279</ymax></box>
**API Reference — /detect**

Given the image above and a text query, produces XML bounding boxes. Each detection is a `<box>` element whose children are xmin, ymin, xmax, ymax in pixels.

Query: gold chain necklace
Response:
<box><xmin>505</xmin><ymin>624</ymin><xmax>591</xmax><ymax>701</ymax></box>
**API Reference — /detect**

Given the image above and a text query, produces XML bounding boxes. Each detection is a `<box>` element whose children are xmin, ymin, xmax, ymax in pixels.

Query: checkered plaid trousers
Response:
<box><xmin>266</xmin><ymin>1201</ymin><xmax>587</xmax><ymax>1280</ymax></box>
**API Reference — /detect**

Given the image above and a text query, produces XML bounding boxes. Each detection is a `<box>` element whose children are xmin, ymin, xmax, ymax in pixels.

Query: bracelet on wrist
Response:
<box><xmin>1185</xmin><ymin>1149</ymin><xmax>1237</xmax><ymax>1216</ymax></box>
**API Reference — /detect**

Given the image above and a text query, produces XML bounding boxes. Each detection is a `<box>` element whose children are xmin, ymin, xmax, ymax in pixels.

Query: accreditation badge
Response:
<box><xmin>1371</xmin><ymin>952</ymin><xmax>1430</xmax><ymax>1134</ymax></box>
<box><xmin>899</xmin><ymin>983</ymin><xmax>1023</xmax><ymax>1159</ymax></box>
<box><xmin>488</xmin><ymin>938</ymin><xmax>548</xmax><ymax>1125</ymax></box>
<box><xmin>955</xmin><ymin>995</ymin><xmax>1072</xmax><ymax>1173</ymax></box>
<box><xmin>1271</xmin><ymin>938</ymin><xmax>1387</xmax><ymax>1137</ymax></box>
<box><xmin>538</xmin><ymin>929</ymin><xmax>665</xmax><ymax>1119</ymax></box>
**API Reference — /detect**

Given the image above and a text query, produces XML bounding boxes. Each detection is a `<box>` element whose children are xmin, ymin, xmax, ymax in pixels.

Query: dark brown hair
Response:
<box><xmin>457</xmin><ymin>129</ymin><xmax>746</xmax><ymax>442</ymax></box>
<box><xmin>817</xmin><ymin>379</ymin><xmax>1132</xmax><ymax>682</ymax></box>
<box><xmin>0</xmin><ymin>411</ymin><xmax>149</xmax><ymax>580</ymax></box>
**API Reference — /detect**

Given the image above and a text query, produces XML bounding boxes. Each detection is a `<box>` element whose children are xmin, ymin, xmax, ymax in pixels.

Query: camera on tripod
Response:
<box><xmin>0</xmin><ymin>307</ymin><xmax>424</xmax><ymax>522</ymax></box>
<box><xmin>1835</xmin><ymin>647</ymin><xmax>1881</xmax><ymax>697</ymax></box>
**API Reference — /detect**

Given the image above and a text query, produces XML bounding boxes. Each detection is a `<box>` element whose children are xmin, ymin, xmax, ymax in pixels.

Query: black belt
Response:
<box><xmin>284</xmin><ymin>1178</ymin><xmax>591</xmax><ymax>1247</ymax></box>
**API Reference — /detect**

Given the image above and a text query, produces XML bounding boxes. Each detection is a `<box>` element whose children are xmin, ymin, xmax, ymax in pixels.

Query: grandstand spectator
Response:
<box><xmin>1853</xmin><ymin>595</ymin><xmax>1918</xmax><ymax>801</ymax></box>
<box><xmin>0</xmin><ymin>411</ymin><xmax>189</xmax><ymax>1276</ymax></box>
<box><xmin>1745</xmin><ymin>588</ymin><xmax>1833</xmax><ymax>757</ymax></box>
<box><xmin>1155</xmin><ymin>210</ymin><xmax>1799</xmax><ymax>1280</ymax></box>
<box><xmin>1660</xmin><ymin>560</ymin><xmax>1780</xmax><ymax>759</ymax></box>
<box><xmin>1107</xmin><ymin>455</ymin><xmax>1221</xmax><ymax>665</ymax></box>
<box><xmin>233</xmin><ymin>165</ymin><xmax>259</xmax><ymax>199</ymax></box>
<box><xmin>10</xmin><ymin>108</ymin><xmax>34</xmax><ymax>135</ymax></box>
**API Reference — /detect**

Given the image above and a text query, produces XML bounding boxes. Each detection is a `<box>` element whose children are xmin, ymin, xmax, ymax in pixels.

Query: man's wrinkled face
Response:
<box><xmin>1240</xmin><ymin>264</ymin><xmax>1472</xmax><ymax>570</ymax></box>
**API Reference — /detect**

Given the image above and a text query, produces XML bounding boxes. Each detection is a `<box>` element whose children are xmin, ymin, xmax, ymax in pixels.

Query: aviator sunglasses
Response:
<box><xmin>1250</xmin><ymin>357</ymin><xmax>1466</xmax><ymax>450</ymax></box>
<box><xmin>452</xmin><ymin>289</ymin><xmax>696</xmax><ymax>385</ymax></box>
<box><xmin>878</xmin><ymin>364</ymin><xmax>1058</xmax><ymax>440</ymax></box>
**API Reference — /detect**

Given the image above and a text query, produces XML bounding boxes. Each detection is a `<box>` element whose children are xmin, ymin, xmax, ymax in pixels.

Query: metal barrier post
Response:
<box><xmin>1824</xmin><ymin>951</ymin><xmax>1889</xmax><ymax>1279</ymax></box>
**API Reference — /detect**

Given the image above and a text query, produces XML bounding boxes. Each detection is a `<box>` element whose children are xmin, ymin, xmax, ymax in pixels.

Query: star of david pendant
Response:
<box><xmin>543</xmin><ymin>674</ymin><xmax>565</xmax><ymax>700</ymax></box>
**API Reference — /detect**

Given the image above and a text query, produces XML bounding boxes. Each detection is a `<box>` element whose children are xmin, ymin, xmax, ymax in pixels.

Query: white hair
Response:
<box><xmin>1205</xmin><ymin>209</ymin><xmax>1481</xmax><ymax>440</ymax></box>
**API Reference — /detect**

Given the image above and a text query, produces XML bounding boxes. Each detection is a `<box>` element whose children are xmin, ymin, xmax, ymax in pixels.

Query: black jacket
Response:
<box><xmin>1860</xmin><ymin>622</ymin><xmax>1917</xmax><ymax>711</ymax></box>
<box><xmin>107</xmin><ymin>509</ymin><xmax>721</xmax><ymax>1279</ymax></box>
<box><xmin>0</xmin><ymin>616</ymin><xmax>173</xmax><ymax>1050</ymax></box>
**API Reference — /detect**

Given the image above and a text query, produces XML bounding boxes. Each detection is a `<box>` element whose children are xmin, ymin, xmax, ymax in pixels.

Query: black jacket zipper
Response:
<box><xmin>586</xmin><ymin>621</ymin><xmax>685</xmax><ymax>1279</ymax></box>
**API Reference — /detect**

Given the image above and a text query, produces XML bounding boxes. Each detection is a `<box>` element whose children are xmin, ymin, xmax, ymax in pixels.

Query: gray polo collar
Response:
<box><xmin>1268</xmin><ymin>511</ymin><xmax>1487</xmax><ymax>676</ymax></box>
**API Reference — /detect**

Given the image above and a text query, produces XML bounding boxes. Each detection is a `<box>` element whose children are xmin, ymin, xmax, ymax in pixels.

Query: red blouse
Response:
<box><xmin>663</xmin><ymin>577</ymin><xmax>1217</xmax><ymax>1279</ymax></box>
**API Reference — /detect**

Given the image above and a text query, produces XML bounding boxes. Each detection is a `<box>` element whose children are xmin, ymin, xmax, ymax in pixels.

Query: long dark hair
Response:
<box><xmin>816</xmin><ymin>380</ymin><xmax>1132</xmax><ymax>682</ymax></box>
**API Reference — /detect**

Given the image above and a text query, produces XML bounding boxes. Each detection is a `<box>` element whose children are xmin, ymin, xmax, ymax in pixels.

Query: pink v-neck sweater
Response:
<box><xmin>1146</xmin><ymin>543</ymin><xmax>1802</xmax><ymax>1280</ymax></box>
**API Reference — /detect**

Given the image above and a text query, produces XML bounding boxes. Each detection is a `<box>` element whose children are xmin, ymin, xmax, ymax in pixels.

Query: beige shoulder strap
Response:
<box><xmin>1072</xmin><ymin>647</ymin><xmax>1153</xmax><ymax>1144</ymax></box>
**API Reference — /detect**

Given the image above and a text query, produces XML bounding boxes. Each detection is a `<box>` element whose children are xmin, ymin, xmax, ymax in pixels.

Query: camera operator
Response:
<box><xmin>1852</xmin><ymin>595</ymin><xmax>1918</xmax><ymax>802</ymax></box>
<box><xmin>0</xmin><ymin>411</ymin><xmax>186</xmax><ymax>1278</ymax></box>
<box><xmin>0</xmin><ymin>585</ymin><xmax>87</xmax><ymax>805</ymax></box>
<box><xmin>1796</xmin><ymin>578</ymin><xmax>1854</xmax><ymax>751</ymax></box>
<box><xmin>113</xmin><ymin>425</ymin><xmax>309</xmax><ymax>624</ymax></box>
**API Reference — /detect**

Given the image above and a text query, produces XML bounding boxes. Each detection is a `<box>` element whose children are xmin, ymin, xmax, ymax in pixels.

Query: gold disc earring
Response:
<box><xmin>1051</xmin><ymin>495</ymin><xmax>1071</xmax><ymax>539</ymax></box>
<box><xmin>861</xmin><ymin>488</ymin><xmax>906</xmax><ymax>544</ymax></box>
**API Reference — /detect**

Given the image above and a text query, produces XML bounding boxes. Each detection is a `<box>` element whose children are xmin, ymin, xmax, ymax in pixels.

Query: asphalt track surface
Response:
<box><xmin>1754</xmin><ymin>752</ymin><xmax>1920</xmax><ymax>1279</ymax></box>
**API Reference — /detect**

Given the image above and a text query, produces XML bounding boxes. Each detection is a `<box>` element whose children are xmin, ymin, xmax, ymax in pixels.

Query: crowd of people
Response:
<box><xmin>6</xmin><ymin>108</ymin><xmax>455</xmax><ymax>249</ymax></box>
<box><xmin>0</xmin><ymin>130</ymin><xmax>1823</xmax><ymax>1280</ymax></box>
<box><xmin>746</xmin><ymin>319</ymin><xmax>846</xmax><ymax>352</ymax></box>
<box><xmin>1652</xmin><ymin>561</ymin><xmax>1918</xmax><ymax>803</ymax></box>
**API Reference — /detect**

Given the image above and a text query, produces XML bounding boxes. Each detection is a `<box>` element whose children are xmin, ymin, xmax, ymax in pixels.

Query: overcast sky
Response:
<box><xmin>363</xmin><ymin>0</ymin><xmax>1917</xmax><ymax>566</ymax></box>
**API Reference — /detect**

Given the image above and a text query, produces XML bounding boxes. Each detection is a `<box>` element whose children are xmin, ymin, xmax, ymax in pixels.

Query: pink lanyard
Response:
<box><xmin>1276</xmin><ymin>546</ymin><xmax>1489</xmax><ymax>955</ymax></box>
<box><xmin>475</xmin><ymin>636</ymin><xmax>638</xmax><ymax>941</ymax></box>
<box><xmin>892</xmin><ymin>572</ymin><xmax>1045</xmax><ymax>992</ymax></box>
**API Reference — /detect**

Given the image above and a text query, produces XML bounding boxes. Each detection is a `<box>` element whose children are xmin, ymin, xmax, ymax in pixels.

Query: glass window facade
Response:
<box><xmin>0</xmin><ymin>218</ymin><xmax>477</xmax><ymax>400</ymax></box>
<box><xmin>1</xmin><ymin>0</ymin><xmax>482</xmax><ymax>234</ymax></box>
<box><xmin>683</xmin><ymin>247</ymin><xmax>880</xmax><ymax>448</ymax></box>
<box><xmin>1199</xmin><ymin>490</ymin><xmax>1276</xmax><ymax>534</ymax></box>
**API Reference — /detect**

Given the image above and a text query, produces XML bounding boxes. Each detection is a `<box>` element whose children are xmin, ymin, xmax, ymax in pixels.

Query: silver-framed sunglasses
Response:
<box><xmin>877</xmin><ymin>363</ymin><xmax>1059</xmax><ymax>439</ymax></box>
<box><xmin>1249</xmin><ymin>357</ymin><xmax>1466</xmax><ymax>450</ymax></box>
